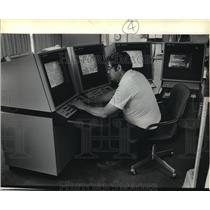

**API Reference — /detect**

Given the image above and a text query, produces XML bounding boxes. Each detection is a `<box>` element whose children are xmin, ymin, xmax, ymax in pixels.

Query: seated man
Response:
<box><xmin>72</xmin><ymin>51</ymin><xmax>161</xmax><ymax>158</ymax></box>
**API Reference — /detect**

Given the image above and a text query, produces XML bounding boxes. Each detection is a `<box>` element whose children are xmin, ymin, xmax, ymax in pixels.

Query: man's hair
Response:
<box><xmin>107</xmin><ymin>51</ymin><xmax>132</xmax><ymax>72</ymax></box>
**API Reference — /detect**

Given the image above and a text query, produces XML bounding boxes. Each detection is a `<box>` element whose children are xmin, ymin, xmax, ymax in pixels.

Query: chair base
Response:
<box><xmin>130</xmin><ymin>144</ymin><xmax>176</xmax><ymax>177</ymax></box>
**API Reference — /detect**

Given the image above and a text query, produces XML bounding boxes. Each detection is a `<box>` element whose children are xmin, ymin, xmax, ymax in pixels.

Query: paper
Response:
<box><xmin>125</xmin><ymin>50</ymin><xmax>143</xmax><ymax>68</ymax></box>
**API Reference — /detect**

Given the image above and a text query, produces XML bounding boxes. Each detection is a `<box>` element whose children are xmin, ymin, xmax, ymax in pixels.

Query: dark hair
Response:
<box><xmin>107</xmin><ymin>51</ymin><xmax>132</xmax><ymax>72</ymax></box>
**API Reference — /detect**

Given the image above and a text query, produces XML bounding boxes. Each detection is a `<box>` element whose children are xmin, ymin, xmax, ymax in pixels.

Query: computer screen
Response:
<box><xmin>44</xmin><ymin>61</ymin><xmax>64</xmax><ymax>88</ymax></box>
<box><xmin>162</xmin><ymin>43</ymin><xmax>205</xmax><ymax>83</ymax></box>
<box><xmin>39</xmin><ymin>48</ymin><xmax>76</xmax><ymax>107</ymax></box>
<box><xmin>168</xmin><ymin>54</ymin><xmax>192</xmax><ymax>69</ymax></box>
<box><xmin>74</xmin><ymin>44</ymin><xmax>108</xmax><ymax>91</ymax></box>
<box><xmin>78</xmin><ymin>54</ymin><xmax>98</xmax><ymax>75</ymax></box>
<box><xmin>115</xmin><ymin>42</ymin><xmax>153</xmax><ymax>80</ymax></box>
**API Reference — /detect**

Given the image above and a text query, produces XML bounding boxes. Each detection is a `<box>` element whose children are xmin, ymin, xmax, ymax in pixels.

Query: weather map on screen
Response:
<box><xmin>79</xmin><ymin>54</ymin><xmax>98</xmax><ymax>75</ymax></box>
<box><xmin>125</xmin><ymin>50</ymin><xmax>143</xmax><ymax>68</ymax></box>
<box><xmin>168</xmin><ymin>54</ymin><xmax>192</xmax><ymax>69</ymax></box>
<box><xmin>44</xmin><ymin>61</ymin><xmax>64</xmax><ymax>88</ymax></box>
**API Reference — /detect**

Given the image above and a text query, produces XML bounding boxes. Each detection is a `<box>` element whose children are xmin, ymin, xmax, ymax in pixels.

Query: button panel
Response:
<box><xmin>57</xmin><ymin>102</ymin><xmax>77</xmax><ymax>118</ymax></box>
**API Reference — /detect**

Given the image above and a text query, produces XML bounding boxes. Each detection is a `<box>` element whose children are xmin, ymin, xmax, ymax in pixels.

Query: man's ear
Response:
<box><xmin>116</xmin><ymin>64</ymin><xmax>122</xmax><ymax>72</ymax></box>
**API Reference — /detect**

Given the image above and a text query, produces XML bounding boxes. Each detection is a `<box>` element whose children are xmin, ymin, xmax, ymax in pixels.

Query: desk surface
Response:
<box><xmin>67</xmin><ymin>109</ymin><xmax>124</xmax><ymax>127</ymax></box>
<box><xmin>68</xmin><ymin>110</ymin><xmax>108</xmax><ymax>127</ymax></box>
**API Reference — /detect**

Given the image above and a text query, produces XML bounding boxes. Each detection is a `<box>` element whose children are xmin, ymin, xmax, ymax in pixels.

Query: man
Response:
<box><xmin>72</xmin><ymin>51</ymin><xmax>161</xmax><ymax>130</ymax></box>
<box><xmin>72</xmin><ymin>51</ymin><xmax>161</xmax><ymax>161</ymax></box>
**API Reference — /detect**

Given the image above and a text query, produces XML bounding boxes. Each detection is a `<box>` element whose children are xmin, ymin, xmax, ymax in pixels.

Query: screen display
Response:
<box><xmin>44</xmin><ymin>61</ymin><xmax>64</xmax><ymax>88</ymax></box>
<box><xmin>125</xmin><ymin>50</ymin><xmax>143</xmax><ymax>68</ymax></box>
<box><xmin>79</xmin><ymin>54</ymin><xmax>98</xmax><ymax>75</ymax></box>
<box><xmin>168</xmin><ymin>54</ymin><xmax>192</xmax><ymax>69</ymax></box>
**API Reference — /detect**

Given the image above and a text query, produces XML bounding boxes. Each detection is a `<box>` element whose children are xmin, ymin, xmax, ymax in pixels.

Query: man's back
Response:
<box><xmin>109</xmin><ymin>70</ymin><xmax>161</xmax><ymax>129</ymax></box>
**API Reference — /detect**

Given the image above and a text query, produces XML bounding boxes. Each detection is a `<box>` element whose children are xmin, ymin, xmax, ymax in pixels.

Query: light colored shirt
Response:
<box><xmin>109</xmin><ymin>70</ymin><xmax>161</xmax><ymax>129</ymax></box>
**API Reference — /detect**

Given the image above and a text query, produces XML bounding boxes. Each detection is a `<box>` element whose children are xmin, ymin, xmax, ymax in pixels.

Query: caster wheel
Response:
<box><xmin>130</xmin><ymin>168</ymin><xmax>137</xmax><ymax>175</ymax></box>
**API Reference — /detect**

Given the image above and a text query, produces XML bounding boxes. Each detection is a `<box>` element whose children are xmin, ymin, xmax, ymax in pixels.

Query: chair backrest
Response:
<box><xmin>148</xmin><ymin>84</ymin><xmax>190</xmax><ymax>141</ymax></box>
<box><xmin>164</xmin><ymin>84</ymin><xmax>191</xmax><ymax>121</ymax></box>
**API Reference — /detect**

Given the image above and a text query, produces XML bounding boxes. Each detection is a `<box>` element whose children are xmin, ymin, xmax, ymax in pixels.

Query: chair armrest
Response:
<box><xmin>146</xmin><ymin>119</ymin><xmax>178</xmax><ymax>130</ymax></box>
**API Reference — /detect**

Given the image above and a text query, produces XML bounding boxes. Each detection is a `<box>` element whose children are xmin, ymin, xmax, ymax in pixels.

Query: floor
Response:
<box><xmin>1</xmin><ymin>130</ymin><xmax>197</xmax><ymax>190</ymax></box>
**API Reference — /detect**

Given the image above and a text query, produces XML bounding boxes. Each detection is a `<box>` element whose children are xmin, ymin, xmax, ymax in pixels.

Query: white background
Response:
<box><xmin>0</xmin><ymin>0</ymin><xmax>209</xmax><ymax>209</ymax></box>
<box><xmin>0</xmin><ymin>0</ymin><xmax>210</xmax><ymax>19</ymax></box>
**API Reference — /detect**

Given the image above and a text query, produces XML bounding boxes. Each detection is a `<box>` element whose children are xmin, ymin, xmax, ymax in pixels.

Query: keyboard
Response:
<box><xmin>79</xmin><ymin>95</ymin><xmax>94</xmax><ymax>104</ymax></box>
<box><xmin>57</xmin><ymin>102</ymin><xmax>77</xmax><ymax>119</ymax></box>
<box><xmin>85</xmin><ymin>86</ymin><xmax>113</xmax><ymax>100</ymax></box>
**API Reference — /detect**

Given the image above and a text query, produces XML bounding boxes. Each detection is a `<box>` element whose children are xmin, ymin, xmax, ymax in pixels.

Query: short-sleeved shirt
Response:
<box><xmin>109</xmin><ymin>70</ymin><xmax>161</xmax><ymax>129</ymax></box>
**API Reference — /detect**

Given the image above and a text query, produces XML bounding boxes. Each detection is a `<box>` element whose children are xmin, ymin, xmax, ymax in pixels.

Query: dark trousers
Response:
<box><xmin>109</xmin><ymin>114</ymin><xmax>156</xmax><ymax>159</ymax></box>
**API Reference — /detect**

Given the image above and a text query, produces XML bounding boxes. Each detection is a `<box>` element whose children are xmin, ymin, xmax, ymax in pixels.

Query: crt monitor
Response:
<box><xmin>162</xmin><ymin>43</ymin><xmax>205</xmax><ymax>83</ymax></box>
<box><xmin>38</xmin><ymin>48</ymin><xmax>76</xmax><ymax>107</ymax></box>
<box><xmin>73</xmin><ymin>44</ymin><xmax>109</xmax><ymax>92</ymax></box>
<box><xmin>115</xmin><ymin>42</ymin><xmax>153</xmax><ymax>80</ymax></box>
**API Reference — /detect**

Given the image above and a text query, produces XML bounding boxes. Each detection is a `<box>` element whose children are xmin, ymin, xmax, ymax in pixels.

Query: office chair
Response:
<box><xmin>130</xmin><ymin>84</ymin><xmax>190</xmax><ymax>177</ymax></box>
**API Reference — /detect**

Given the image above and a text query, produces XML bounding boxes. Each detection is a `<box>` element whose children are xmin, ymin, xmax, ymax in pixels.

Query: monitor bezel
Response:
<box><xmin>161</xmin><ymin>42</ymin><xmax>206</xmax><ymax>84</ymax></box>
<box><xmin>115</xmin><ymin>42</ymin><xmax>154</xmax><ymax>81</ymax></box>
<box><xmin>38</xmin><ymin>48</ymin><xmax>78</xmax><ymax>109</ymax></box>
<box><xmin>73</xmin><ymin>44</ymin><xmax>110</xmax><ymax>93</ymax></box>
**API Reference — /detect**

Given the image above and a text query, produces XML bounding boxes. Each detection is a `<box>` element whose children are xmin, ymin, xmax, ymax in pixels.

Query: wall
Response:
<box><xmin>33</xmin><ymin>34</ymin><xmax>62</xmax><ymax>52</ymax></box>
<box><xmin>61</xmin><ymin>34</ymin><xmax>101</xmax><ymax>47</ymax></box>
<box><xmin>1</xmin><ymin>34</ymin><xmax>31</xmax><ymax>58</ymax></box>
<box><xmin>1</xmin><ymin>34</ymin><xmax>62</xmax><ymax>58</ymax></box>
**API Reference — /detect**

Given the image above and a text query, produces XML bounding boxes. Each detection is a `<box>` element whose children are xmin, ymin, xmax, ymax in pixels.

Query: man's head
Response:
<box><xmin>107</xmin><ymin>51</ymin><xmax>132</xmax><ymax>82</ymax></box>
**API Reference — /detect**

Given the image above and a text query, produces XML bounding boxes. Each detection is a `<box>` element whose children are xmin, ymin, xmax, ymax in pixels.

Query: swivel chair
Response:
<box><xmin>130</xmin><ymin>84</ymin><xmax>190</xmax><ymax>177</ymax></box>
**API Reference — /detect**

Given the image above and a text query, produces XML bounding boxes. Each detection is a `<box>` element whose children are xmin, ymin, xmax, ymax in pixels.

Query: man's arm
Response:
<box><xmin>71</xmin><ymin>99</ymin><xmax>119</xmax><ymax>118</ymax></box>
<box><xmin>92</xmin><ymin>89</ymin><xmax>116</xmax><ymax>104</ymax></box>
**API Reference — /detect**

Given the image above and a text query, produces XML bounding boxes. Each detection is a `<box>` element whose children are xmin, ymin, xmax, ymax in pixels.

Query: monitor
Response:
<box><xmin>73</xmin><ymin>44</ymin><xmax>109</xmax><ymax>92</ymax></box>
<box><xmin>38</xmin><ymin>48</ymin><xmax>76</xmax><ymax>107</ymax></box>
<box><xmin>162</xmin><ymin>43</ymin><xmax>205</xmax><ymax>83</ymax></box>
<box><xmin>115</xmin><ymin>42</ymin><xmax>153</xmax><ymax>80</ymax></box>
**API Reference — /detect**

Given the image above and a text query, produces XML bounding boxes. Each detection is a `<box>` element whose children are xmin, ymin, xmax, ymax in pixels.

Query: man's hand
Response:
<box><xmin>78</xmin><ymin>96</ymin><xmax>94</xmax><ymax>105</ymax></box>
<box><xmin>71</xmin><ymin>99</ymin><xmax>86</xmax><ymax>110</ymax></box>
<box><xmin>71</xmin><ymin>98</ymin><xmax>119</xmax><ymax>119</ymax></box>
